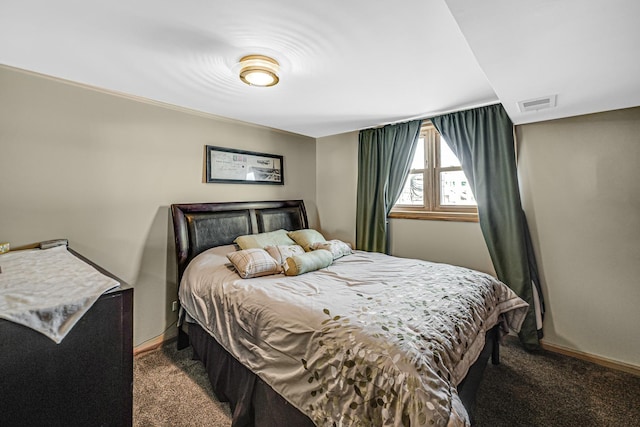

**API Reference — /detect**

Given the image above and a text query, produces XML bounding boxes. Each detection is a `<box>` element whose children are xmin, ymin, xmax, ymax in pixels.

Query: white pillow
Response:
<box><xmin>310</xmin><ymin>240</ymin><xmax>353</xmax><ymax>260</ymax></box>
<box><xmin>226</xmin><ymin>248</ymin><xmax>280</xmax><ymax>279</ymax></box>
<box><xmin>264</xmin><ymin>245</ymin><xmax>306</xmax><ymax>271</ymax></box>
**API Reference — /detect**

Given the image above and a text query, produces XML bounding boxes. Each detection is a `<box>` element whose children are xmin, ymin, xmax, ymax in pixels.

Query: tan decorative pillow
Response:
<box><xmin>265</xmin><ymin>245</ymin><xmax>306</xmax><ymax>271</ymax></box>
<box><xmin>287</xmin><ymin>229</ymin><xmax>327</xmax><ymax>252</ymax></box>
<box><xmin>310</xmin><ymin>240</ymin><xmax>353</xmax><ymax>260</ymax></box>
<box><xmin>226</xmin><ymin>248</ymin><xmax>280</xmax><ymax>279</ymax></box>
<box><xmin>234</xmin><ymin>229</ymin><xmax>296</xmax><ymax>250</ymax></box>
<box><xmin>284</xmin><ymin>249</ymin><xmax>333</xmax><ymax>276</ymax></box>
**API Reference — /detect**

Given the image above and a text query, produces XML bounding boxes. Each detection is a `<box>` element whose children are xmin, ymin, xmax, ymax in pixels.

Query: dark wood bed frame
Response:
<box><xmin>171</xmin><ymin>199</ymin><xmax>498</xmax><ymax>426</ymax></box>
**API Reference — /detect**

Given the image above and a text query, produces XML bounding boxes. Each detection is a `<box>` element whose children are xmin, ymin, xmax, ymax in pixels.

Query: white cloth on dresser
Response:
<box><xmin>0</xmin><ymin>245</ymin><xmax>119</xmax><ymax>343</ymax></box>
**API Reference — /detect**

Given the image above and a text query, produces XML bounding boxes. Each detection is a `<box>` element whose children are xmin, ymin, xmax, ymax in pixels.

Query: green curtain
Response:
<box><xmin>356</xmin><ymin>120</ymin><xmax>423</xmax><ymax>253</ymax></box>
<box><xmin>430</xmin><ymin>104</ymin><xmax>543</xmax><ymax>350</ymax></box>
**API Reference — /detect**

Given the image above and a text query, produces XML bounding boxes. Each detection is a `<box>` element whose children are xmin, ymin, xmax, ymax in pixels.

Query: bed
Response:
<box><xmin>171</xmin><ymin>200</ymin><xmax>528</xmax><ymax>426</ymax></box>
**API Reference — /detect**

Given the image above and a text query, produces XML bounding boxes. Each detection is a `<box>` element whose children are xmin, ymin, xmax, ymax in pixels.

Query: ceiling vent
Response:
<box><xmin>517</xmin><ymin>95</ymin><xmax>557</xmax><ymax>112</ymax></box>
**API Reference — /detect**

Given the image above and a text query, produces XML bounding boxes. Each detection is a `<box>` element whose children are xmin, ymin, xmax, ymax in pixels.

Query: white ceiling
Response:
<box><xmin>1</xmin><ymin>0</ymin><xmax>639</xmax><ymax>138</ymax></box>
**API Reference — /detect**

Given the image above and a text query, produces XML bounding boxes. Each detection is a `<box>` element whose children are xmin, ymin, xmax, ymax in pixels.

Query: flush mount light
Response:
<box><xmin>239</xmin><ymin>55</ymin><xmax>280</xmax><ymax>87</ymax></box>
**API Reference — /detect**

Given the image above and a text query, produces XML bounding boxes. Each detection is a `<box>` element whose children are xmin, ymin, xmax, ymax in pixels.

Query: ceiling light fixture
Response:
<box><xmin>238</xmin><ymin>55</ymin><xmax>280</xmax><ymax>87</ymax></box>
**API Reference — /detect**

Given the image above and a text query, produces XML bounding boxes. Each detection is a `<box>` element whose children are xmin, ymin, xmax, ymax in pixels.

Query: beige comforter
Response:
<box><xmin>180</xmin><ymin>248</ymin><xmax>528</xmax><ymax>426</ymax></box>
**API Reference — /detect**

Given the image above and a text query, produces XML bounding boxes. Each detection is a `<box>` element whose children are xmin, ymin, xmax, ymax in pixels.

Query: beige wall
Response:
<box><xmin>0</xmin><ymin>66</ymin><xmax>317</xmax><ymax>346</ymax></box>
<box><xmin>315</xmin><ymin>132</ymin><xmax>358</xmax><ymax>245</ymax></box>
<box><xmin>517</xmin><ymin>107</ymin><xmax>640</xmax><ymax>367</ymax></box>
<box><xmin>389</xmin><ymin>219</ymin><xmax>493</xmax><ymax>274</ymax></box>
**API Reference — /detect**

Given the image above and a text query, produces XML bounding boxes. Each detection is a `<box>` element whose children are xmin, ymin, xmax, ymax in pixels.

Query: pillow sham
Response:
<box><xmin>226</xmin><ymin>248</ymin><xmax>280</xmax><ymax>279</ymax></box>
<box><xmin>310</xmin><ymin>240</ymin><xmax>353</xmax><ymax>260</ymax></box>
<box><xmin>287</xmin><ymin>229</ymin><xmax>327</xmax><ymax>252</ymax></box>
<box><xmin>234</xmin><ymin>229</ymin><xmax>296</xmax><ymax>250</ymax></box>
<box><xmin>265</xmin><ymin>244</ymin><xmax>305</xmax><ymax>271</ymax></box>
<box><xmin>284</xmin><ymin>249</ymin><xmax>333</xmax><ymax>276</ymax></box>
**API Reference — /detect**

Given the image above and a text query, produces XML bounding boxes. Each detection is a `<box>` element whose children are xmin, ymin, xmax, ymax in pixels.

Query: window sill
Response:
<box><xmin>389</xmin><ymin>209</ymin><xmax>479</xmax><ymax>223</ymax></box>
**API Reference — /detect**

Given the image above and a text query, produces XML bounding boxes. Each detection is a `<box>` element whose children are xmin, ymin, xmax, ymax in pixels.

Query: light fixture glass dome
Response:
<box><xmin>239</xmin><ymin>55</ymin><xmax>280</xmax><ymax>87</ymax></box>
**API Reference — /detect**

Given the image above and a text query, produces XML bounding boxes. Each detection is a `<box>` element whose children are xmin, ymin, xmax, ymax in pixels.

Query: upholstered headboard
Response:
<box><xmin>171</xmin><ymin>200</ymin><xmax>308</xmax><ymax>287</ymax></box>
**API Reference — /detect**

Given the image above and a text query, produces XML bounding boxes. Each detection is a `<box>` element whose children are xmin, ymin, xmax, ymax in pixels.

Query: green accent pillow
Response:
<box><xmin>284</xmin><ymin>249</ymin><xmax>333</xmax><ymax>276</ymax></box>
<box><xmin>287</xmin><ymin>229</ymin><xmax>327</xmax><ymax>252</ymax></box>
<box><xmin>234</xmin><ymin>229</ymin><xmax>296</xmax><ymax>250</ymax></box>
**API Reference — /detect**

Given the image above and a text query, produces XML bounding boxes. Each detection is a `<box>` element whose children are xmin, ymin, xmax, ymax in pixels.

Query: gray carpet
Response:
<box><xmin>474</xmin><ymin>338</ymin><xmax>640</xmax><ymax>427</ymax></box>
<box><xmin>134</xmin><ymin>345</ymin><xmax>232</xmax><ymax>426</ymax></box>
<box><xmin>134</xmin><ymin>338</ymin><xmax>640</xmax><ymax>426</ymax></box>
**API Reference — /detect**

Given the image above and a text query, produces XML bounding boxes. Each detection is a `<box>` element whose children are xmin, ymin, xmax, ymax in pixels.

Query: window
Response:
<box><xmin>390</xmin><ymin>122</ymin><xmax>478</xmax><ymax>222</ymax></box>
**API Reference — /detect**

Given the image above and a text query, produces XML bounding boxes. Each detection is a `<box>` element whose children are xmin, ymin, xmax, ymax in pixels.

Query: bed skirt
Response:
<box><xmin>189</xmin><ymin>322</ymin><xmax>315</xmax><ymax>426</ymax></box>
<box><xmin>187</xmin><ymin>322</ymin><xmax>498</xmax><ymax>426</ymax></box>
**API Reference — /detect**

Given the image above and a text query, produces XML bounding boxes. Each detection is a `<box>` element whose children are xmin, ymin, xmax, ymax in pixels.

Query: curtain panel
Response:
<box><xmin>430</xmin><ymin>104</ymin><xmax>544</xmax><ymax>349</ymax></box>
<box><xmin>356</xmin><ymin>120</ymin><xmax>423</xmax><ymax>253</ymax></box>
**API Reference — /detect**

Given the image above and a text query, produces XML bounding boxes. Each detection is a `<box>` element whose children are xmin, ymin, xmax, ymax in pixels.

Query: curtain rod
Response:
<box><xmin>365</xmin><ymin>100</ymin><xmax>502</xmax><ymax>131</ymax></box>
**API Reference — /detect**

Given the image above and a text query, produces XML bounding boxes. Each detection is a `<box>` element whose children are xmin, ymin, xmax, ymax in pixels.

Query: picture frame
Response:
<box><xmin>205</xmin><ymin>145</ymin><xmax>284</xmax><ymax>185</ymax></box>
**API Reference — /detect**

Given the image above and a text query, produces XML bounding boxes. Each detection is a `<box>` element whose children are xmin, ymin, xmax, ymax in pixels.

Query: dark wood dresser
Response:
<box><xmin>0</xmin><ymin>250</ymin><xmax>133</xmax><ymax>427</ymax></box>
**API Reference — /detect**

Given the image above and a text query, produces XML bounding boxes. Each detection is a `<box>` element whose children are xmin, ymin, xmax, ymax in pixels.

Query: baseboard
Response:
<box><xmin>541</xmin><ymin>340</ymin><xmax>640</xmax><ymax>377</ymax></box>
<box><xmin>133</xmin><ymin>326</ymin><xmax>178</xmax><ymax>356</ymax></box>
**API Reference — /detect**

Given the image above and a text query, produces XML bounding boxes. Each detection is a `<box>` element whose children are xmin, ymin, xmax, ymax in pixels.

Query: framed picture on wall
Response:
<box><xmin>205</xmin><ymin>145</ymin><xmax>284</xmax><ymax>185</ymax></box>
